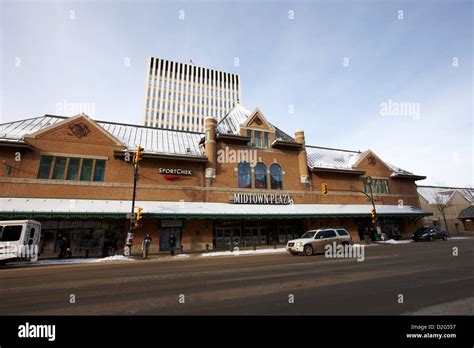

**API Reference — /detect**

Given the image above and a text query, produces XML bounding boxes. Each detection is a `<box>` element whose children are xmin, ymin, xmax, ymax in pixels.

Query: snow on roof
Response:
<box><xmin>216</xmin><ymin>104</ymin><xmax>295</xmax><ymax>143</ymax></box>
<box><xmin>417</xmin><ymin>186</ymin><xmax>474</xmax><ymax>205</ymax></box>
<box><xmin>0</xmin><ymin>115</ymin><xmax>205</xmax><ymax>158</ymax></box>
<box><xmin>0</xmin><ymin>197</ymin><xmax>431</xmax><ymax>217</ymax></box>
<box><xmin>0</xmin><ymin>113</ymin><xmax>422</xmax><ymax>176</ymax></box>
<box><xmin>306</xmin><ymin>146</ymin><xmax>362</xmax><ymax>171</ymax></box>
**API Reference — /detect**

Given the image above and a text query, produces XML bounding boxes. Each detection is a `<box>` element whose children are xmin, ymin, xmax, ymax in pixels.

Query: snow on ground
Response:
<box><xmin>8</xmin><ymin>255</ymin><xmax>135</xmax><ymax>266</ymax></box>
<box><xmin>448</xmin><ymin>237</ymin><xmax>472</xmax><ymax>240</ymax></box>
<box><xmin>175</xmin><ymin>254</ymin><xmax>190</xmax><ymax>258</ymax></box>
<box><xmin>93</xmin><ymin>255</ymin><xmax>135</xmax><ymax>262</ymax></box>
<box><xmin>376</xmin><ymin>239</ymin><xmax>413</xmax><ymax>244</ymax></box>
<box><xmin>200</xmin><ymin>248</ymin><xmax>287</xmax><ymax>257</ymax></box>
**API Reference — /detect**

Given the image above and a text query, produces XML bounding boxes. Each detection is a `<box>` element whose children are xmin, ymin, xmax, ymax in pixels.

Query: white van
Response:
<box><xmin>0</xmin><ymin>220</ymin><xmax>41</xmax><ymax>265</ymax></box>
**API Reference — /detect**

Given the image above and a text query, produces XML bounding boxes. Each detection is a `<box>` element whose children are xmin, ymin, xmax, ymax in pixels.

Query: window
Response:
<box><xmin>270</xmin><ymin>164</ymin><xmax>283</xmax><ymax>190</ymax></box>
<box><xmin>80</xmin><ymin>159</ymin><xmax>93</xmax><ymax>181</ymax></box>
<box><xmin>51</xmin><ymin>157</ymin><xmax>67</xmax><ymax>180</ymax></box>
<box><xmin>93</xmin><ymin>160</ymin><xmax>106</xmax><ymax>182</ymax></box>
<box><xmin>66</xmin><ymin>158</ymin><xmax>81</xmax><ymax>180</ymax></box>
<box><xmin>336</xmin><ymin>229</ymin><xmax>349</xmax><ymax>236</ymax></box>
<box><xmin>264</xmin><ymin>132</ymin><xmax>270</xmax><ymax>148</ymax></box>
<box><xmin>0</xmin><ymin>225</ymin><xmax>23</xmax><ymax>242</ymax></box>
<box><xmin>255</xmin><ymin>131</ymin><xmax>262</xmax><ymax>147</ymax></box>
<box><xmin>365</xmin><ymin>177</ymin><xmax>390</xmax><ymax>194</ymax></box>
<box><xmin>324</xmin><ymin>230</ymin><xmax>337</xmax><ymax>238</ymax></box>
<box><xmin>247</xmin><ymin>130</ymin><xmax>253</xmax><ymax>146</ymax></box>
<box><xmin>254</xmin><ymin>162</ymin><xmax>267</xmax><ymax>189</ymax></box>
<box><xmin>37</xmin><ymin>156</ymin><xmax>53</xmax><ymax>179</ymax></box>
<box><xmin>238</xmin><ymin>162</ymin><xmax>251</xmax><ymax>189</ymax></box>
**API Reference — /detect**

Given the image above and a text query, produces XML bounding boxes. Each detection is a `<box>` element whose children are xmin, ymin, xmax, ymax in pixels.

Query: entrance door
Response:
<box><xmin>159</xmin><ymin>228</ymin><xmax>181</xmax><ymax>251</ymax></box>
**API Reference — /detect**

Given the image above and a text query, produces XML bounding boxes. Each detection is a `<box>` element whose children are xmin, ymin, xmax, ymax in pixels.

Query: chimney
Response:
<box><xmin>204</xmin><ymin>117</ymin><xmax>217</xmax><ymax>184</ymax></box>
<box><xmin>295</xmin><ymin>130</ymin><xmax>310</xmax><ymax>188</ymax></box>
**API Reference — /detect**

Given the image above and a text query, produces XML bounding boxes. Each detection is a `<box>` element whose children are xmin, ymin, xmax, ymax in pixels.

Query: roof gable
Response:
<box><xmin>241</xmin><ymin>108</ymin><xmax>274</xmax><ymax>132</ymax></box>
<box><xmin>25</xmin><ymin>114</ymin><xmax>124</xmax><ymax>147</ymax></box>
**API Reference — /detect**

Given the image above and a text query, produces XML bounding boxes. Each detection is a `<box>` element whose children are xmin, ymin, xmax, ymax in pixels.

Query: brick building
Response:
<box><xmin>0</xmin><ymin>104</ymin><xmax>430</xmax><ymax>255</ymax></box>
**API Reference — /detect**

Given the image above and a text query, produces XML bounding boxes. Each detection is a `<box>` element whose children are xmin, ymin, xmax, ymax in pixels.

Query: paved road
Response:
<box><xmin>1</xmin><ymin>239</ymin><xmax>473</xmax><ymax>315</ymax></box>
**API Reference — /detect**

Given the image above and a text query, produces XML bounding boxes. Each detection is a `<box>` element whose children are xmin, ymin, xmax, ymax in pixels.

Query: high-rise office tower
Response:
<box><xmin>143</xmin><ymin>57</ymin><xmax>241</xmax><ymax>132</ymax></box>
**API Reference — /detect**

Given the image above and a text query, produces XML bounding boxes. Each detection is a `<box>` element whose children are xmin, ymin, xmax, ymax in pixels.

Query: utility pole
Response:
<box><xmin>125</xmin><ymin>145</ymin><xmax>143</xmax><ymax>256</ymax></box>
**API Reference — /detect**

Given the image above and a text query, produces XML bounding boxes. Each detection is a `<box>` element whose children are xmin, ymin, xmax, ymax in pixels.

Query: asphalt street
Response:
<box><xmin>1</xmin><ymin>239</ymin><xmax>473</xmax><ymax>315</ymax></box>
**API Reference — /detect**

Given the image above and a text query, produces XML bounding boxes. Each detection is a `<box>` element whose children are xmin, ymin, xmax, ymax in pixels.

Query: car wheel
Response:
<box><xmin>428</xmin><ymin>235</ymin><xmax>433</xmax><ymax>242</ymax></box>
<box><xmin>303</xmin><ymin>244</ymin><xmax>314</xmax><ymax>256</ymax></box>
<box><xmin>443</xmin><ymin>235</ymin><xmax>448</xmax><ymax>241</ymax></box>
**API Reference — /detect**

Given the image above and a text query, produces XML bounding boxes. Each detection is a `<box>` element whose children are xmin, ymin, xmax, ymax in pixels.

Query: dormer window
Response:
<box><xmin>255</xmin><ymin>131</ymin><xmax>262</xmax><ymax>147</ymax></box>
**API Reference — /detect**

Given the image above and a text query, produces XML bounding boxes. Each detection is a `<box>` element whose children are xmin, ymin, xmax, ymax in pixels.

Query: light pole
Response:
<box><xmin>125</xmin><ymin>145</ymin><xmax>143</xmax><ymax>256</ymax></box>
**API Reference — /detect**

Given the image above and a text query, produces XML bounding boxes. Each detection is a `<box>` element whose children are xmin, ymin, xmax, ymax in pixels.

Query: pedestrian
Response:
<box><xmin>169</xmin><ymin>233</ymin><xmax>177</xmax><ymax>256</ymax></box>
<box><xmin>57</xmin><ymin>234</ymin><xmax>65</xmax><ymax>259</ymax></box>
<box><xmin>101</xmin><ymin>234</ymin><xmax>109</xmax><ymax>258</ymax></box>
<box><xmin>142</xmin><ymin>234</ymin><xmax>152</xmax><ymax>259</ymax></box>
<box><xmin>64</xmin><ymin>236</ymin><xmax>72</xmax><ymax>258</ymax></box>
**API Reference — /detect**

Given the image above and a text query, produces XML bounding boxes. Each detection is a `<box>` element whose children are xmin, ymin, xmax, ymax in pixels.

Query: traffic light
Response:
<box><xmin>322</xmin><ymin>183</ymin><xmax>328</xmax><ymax>195</ymax></box>
<box><xmin>134</xmin><ymin>145</ymin><xmax>144</xmax><ymax>164</ymax></box>
<box><xmin>136</xmin><ymin>207</ymin><xmax>143</xmax><ymax>221</ymax></box>
<box><xmin>371</xmin><ymin>208</ymin><xmax>376</xmax><ymax>222</ymax></box>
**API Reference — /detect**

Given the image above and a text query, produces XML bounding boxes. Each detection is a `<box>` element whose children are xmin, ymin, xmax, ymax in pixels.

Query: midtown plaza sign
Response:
<box><xmin>231</xmin><ymin>193</ymin><xmax>294</xmax><ymax>205</ymax></box>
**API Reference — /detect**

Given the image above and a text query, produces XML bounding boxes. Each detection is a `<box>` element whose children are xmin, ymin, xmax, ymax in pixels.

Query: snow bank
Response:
<box><xmin>93</xmin><ymin>255</ymin><xmax>135</xmax><ymax>262</ymax></box>
<box><xmin>448</xmin><ymin>237</ymin><xmax>472</xmax><ymax>240</ymax></box>
<box><xmin>376</xmin><ymin>239</ymin><xmax>413</xmax><ymax>244</ymax></box>
<box><xmin>175</xmin><ymin>254</ymin><xmax>190</xmax><ymax>258</ymax></box>
<box><xmin>200</xmin><ymin>247</ymin><xmax>287</xmax><ymax>257</ymax></box>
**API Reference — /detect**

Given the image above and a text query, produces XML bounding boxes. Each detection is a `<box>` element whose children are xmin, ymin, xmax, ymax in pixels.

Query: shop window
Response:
<box><xmin>51</xmin><ymin>157</ymin><xmax>67</xmax><ymax>180</ymax></box>
<box><xmin>80</xmin><ymin>159</ymin><xmax>93</xmax><ymax>181</ymax></box>
<box><xmin>37</xmin><ymin>156</ymin><xmax>53</xmax><ymax>179</ymax></box>
<box><xmin>254</xmin><ymin>162</ymin><xmax>267</xmax><ymax>189</ymax></box>
<box><xmin>93</xmin><ymin>160</ymin><xmax>106</xmax><ymax>182</ymax></box>
<box><xmin>238</xmin><ymin>162</ymin><xmax>251</xmax><ymax>189</ymax></box>
<box><xmin>270</xmin><ymin>163</ymin><xmax>283</xmax><ymax>190</ymax></box>
<box><xmin>66</xmin><ymin>158</ymin><xmax>81</xmax><ymax>180</ymax></box>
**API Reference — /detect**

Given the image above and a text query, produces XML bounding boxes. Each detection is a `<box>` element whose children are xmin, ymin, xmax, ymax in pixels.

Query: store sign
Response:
<box><xmin>161</xmin><ymin>219</ymin><xmax>183</xmax><ymax>228</ymax></box>
<box><xmin>232</xmin><ymin>193</ymin><xmax>294</xmax><ymax>205</ymax></box>
<box><xmin>159</xmin><ymin>168</ymin><xmax>192</xmax><ymax>180</ymax></box>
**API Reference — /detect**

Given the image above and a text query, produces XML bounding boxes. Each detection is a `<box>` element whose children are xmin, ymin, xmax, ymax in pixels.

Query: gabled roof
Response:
<box><xmin>417</xmin><ymin>186</ymin><xmax>474</xmax><ymax>205</ymax></box>
<box><xmin>458</xmin><ymin>205</ymin><xmax>474</xmax><ymax>219</ymax></box>
<box><xmin>0</xmin><ymin>115</ymin><xmax>205</xmax><ymax>158</ymax></box>
<box><xmin>216</xmin><ymin>104</ymin><xmax>295</xmax><ymax>143</ymax></box>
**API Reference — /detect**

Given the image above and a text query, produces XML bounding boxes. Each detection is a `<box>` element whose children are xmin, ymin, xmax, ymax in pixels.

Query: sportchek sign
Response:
<box><xmin>159</xmin><ymin>167</ymin><xmax>193</xmax><ymax>180</ymax></box>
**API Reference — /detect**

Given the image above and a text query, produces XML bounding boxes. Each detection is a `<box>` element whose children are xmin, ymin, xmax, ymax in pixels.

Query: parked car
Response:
<box><xmin>412</xmin><ymin>226</ymin><xmax>448</xmax><ymax>242</ymax></box>
<box><xmin>286</xmin><ymin>228</ymin><xmax>353</xmax><ymax>256</ymax></box>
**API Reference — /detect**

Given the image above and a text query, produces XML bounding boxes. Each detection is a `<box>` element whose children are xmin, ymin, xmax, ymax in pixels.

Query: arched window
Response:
<box><xmin>254</xmin><ymin>162</ymin><xmax>267</xmax><ymax>189</ymax></box>
<box><xmin>270</xmin><ymin>164</ymin><xmax>283</xmax><ymax>190</ymax></box>
<box><xmin>238</xmin><ymin>162</ymin><xmax>251</xmax><ymax>188</ymax></box>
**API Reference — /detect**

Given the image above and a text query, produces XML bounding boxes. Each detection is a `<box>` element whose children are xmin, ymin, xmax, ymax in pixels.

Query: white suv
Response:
<box><xmin>286</xmin><ymin>228</ymin><xmax>353</xmax><ymax>256</ymax></box>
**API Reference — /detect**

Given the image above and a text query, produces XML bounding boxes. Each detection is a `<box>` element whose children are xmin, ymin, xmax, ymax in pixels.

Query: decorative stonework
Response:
<box><xmin>68</xmin><ymin>122</ymin><xmax>90</xmax><ymax>138</ymax></box>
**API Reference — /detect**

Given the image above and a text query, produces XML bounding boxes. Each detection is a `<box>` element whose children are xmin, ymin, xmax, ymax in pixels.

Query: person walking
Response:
<box><xmin>57</xmin><ymin>234</ymin><xmax>65</xmax><ymax>259</ymax></box>
<box><xmin>169</xmin><ymin>233</ymin><xmax>177</xmax><ymax>256</ymax></box>
<box><xmin>142</xmin><ymin>234</ymin><xmax>152</xmax><ymax>259</ymax></box>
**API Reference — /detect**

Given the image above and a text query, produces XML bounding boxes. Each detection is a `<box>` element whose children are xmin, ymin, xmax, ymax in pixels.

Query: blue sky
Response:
<box><xmin>1</xmin><ymin>0</ymin><xmax>472</xmax><ymax>186</ymax></box>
